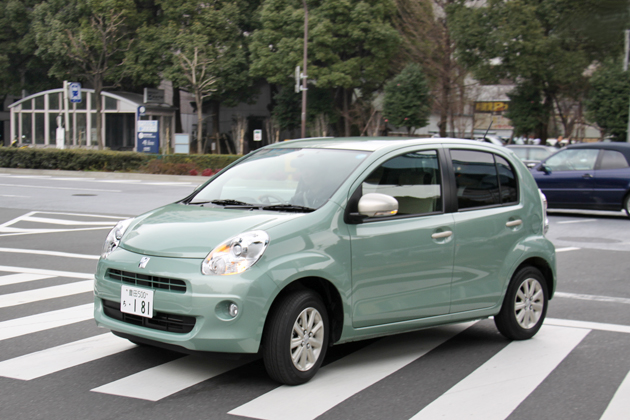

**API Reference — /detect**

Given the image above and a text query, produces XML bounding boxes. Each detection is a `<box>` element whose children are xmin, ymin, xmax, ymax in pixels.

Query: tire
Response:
<box><xmin>624</xmin><ymin>194</ymin><xmax>630</xmax><ymax>218</ymax></box>
<box><xmin>495</xmin><ymin>266</ymin><xmax>548</xmax><ymax>340</ymax></box>
<box><xmin>262</xmin><ymin>290</ymin><xmax>329</xmax><ymax>385</ymax></box>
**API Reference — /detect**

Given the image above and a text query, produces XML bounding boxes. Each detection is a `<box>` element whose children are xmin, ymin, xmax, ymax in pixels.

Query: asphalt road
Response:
<box><xmin>0</xmin><ymin>169</ymin><xmax>628</xmax><ymax>420</ymax></box>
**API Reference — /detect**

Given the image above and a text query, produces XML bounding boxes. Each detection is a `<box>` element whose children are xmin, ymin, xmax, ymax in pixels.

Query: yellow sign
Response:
<box><xmin>474</xmin><ymin>102</ymin><xmax>509</xmax><ymax>113</ymax></box>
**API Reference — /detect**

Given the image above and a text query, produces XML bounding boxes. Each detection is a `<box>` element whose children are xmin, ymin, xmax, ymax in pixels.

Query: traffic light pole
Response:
<box><xmin>301</xmin><ymin>1</ymin><xmax>308</xmax><ymax>139</ymax></box>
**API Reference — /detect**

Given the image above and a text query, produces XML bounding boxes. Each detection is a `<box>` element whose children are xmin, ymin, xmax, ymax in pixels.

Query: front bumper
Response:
<box><xmin>94</xmin><ymin>247</ymin><xmax>279</xmax><ymax>354</ymax></box>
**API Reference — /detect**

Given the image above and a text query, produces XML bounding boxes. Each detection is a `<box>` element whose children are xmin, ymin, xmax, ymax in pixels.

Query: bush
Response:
<box><xmin>0</xmin><ymin>148</ymin><xmax>241</xmax><ymax>175</ymax></box>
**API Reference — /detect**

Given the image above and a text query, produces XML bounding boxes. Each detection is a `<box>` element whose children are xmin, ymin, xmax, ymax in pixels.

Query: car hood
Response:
<box><xmin>120</xmin><ymin>203</ymin><xmax>302</xmax><ymax>258</ymax></box>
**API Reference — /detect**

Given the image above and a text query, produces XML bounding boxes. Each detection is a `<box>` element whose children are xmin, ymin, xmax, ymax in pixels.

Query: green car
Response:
<box><xmin>94</xmin><ymin>137</ymin><xmax>556</xmax><ymax>385</ymax></box>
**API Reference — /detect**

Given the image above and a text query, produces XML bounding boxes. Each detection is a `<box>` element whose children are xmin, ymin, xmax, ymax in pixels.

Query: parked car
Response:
<box><xmin>473</xmin><ymin>134</ymin><xmax>505</xmax><ymax>146</ymax></box>
<box><xmin>531</xmin><ymin>142</ymin><xmax>630</xmax><ymax>217</ymax></box>
<box><xmin>506</xmin><ymin>145</ymin><xmax>557</xmax><ymax>168</ymax></box>
<box><xmin>94</xmin><ymin>137</ymin><xmax>556</xmax><ymax>385</ymax></box>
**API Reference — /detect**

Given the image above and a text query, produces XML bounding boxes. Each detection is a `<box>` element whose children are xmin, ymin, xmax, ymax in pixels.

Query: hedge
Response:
<box><xmin>0</xmin><ymin>147</ymin><xmax>241</xmax><ymax>175</ymax></box>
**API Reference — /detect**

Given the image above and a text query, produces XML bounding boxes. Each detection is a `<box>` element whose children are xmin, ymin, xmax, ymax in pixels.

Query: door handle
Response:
<box><xmin>505</xmin><ymin>219</ymin><xmax>522</xmax><ymax>227</ymax></box>
<box><xmin>582</xmin><ymin>173</ymin><xmax>593</xmax><ymax>179</ymax></box>
<box><xmin>431</xmin><ymin>231</ymin><xmax>453</xmax><ymax>239</ymax></box>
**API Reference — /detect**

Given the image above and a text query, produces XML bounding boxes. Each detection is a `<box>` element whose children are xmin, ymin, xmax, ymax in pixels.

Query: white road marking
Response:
<box><xmin>0</xmin><ymin>303</ymin><xmax>94</xmax><ymax>341</ymax></box>
<box><xmin>0</xmin><ymin>248</ymin><xmax>99</xmax><ymax>260</ymax></box>
<box><xmin>0</xmin><ymin>183</ymin><xmax>121</xmax><ymax>192</ymax></box>
<box><xmin>92</xmin><ymin>354</ymin><xmax>255</xmax><ymax>401</ymax></box>
<box><xmin>0</xmin><ymin>333</ymin><xmax>134</xmax><ymax>380</ymax></box>
<box><xmin>0</xmin><ymin>265</ymin><xmax>94</xmax><ymax>279</ymax></box>
<box><xmin>0</xmin><ymin>280</ymin><xmax>93</xmax><ymax>308</ymax></box>
<box><xmin>545</xmin><ymin>318</ymin><xmax>630</xmax><ymax>334</ymax></box>
<box><xmin>409</xmin><ymin>326</ymin><xmax>589</xmax><ymax>420</ymax></box>
<box><xmin>601</xmin><ymin>369</ymin><xmax>630</xmax><ymax>420</ymax></box>
<box><xmin>0</xmin><ymin>273</ymin><xmax>52</xmax><ymax>286</ymax></box>
<box><xmin>555</xmin><ymin>247</ymin><xmax>581</xmax><ymax>252</ymax></box>
<box><xmin>554</xmin><ymin>291</ymin><xmax>630</xmax><ymax>305</ymax></box>
<box><xmin>229</xmin><ymin>322</ymin><xmax>474</xmax><ymax>420</ymax></box>
<box><xmin>20</xmin><ymin>216</ymin><xmax>117</xmax><ymax>226</ymax></box>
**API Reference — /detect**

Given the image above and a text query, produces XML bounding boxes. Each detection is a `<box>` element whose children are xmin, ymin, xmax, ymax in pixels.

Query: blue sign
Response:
<box><xmin>69</xmin><ymin>82</ymin><xmax>82</xmax><ymax>103</ymax></box>
<box><xmin>137</xmin><ymin>120</ymin><xmax>159</xmax><ymax>154</ymax></box>
<box><xmin>137</xmin><ymin>105</ymin><xmax>146</xmax><ymax>119</ymax></box>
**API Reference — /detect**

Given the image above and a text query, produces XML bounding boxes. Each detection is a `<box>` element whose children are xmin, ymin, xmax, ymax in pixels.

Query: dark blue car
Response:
<box><xmin>531</xmin><ymin>142</ymin><xmax>630</xmax><ymax>217</ymax></box>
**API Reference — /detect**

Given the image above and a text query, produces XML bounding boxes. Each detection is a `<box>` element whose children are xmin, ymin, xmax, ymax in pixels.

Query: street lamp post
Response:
<box><xmin>301</xmin><ymin>1</ymin><xmax>308</xmax><ymax>138</ymax></box>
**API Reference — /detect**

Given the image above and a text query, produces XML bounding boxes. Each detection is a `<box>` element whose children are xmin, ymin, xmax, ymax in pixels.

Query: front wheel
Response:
<box><xmin>623</xmin><ymin>194</ymin><xmax>630</xmax><ymax>217</ymax></box>
<box><xmin>495</xmin><ymin>266</ymin><xmax>548</xmax><ymax>340</ymax></box>
<box><xmin>262</xmin><ymin>290</ymin><xmax>329</xmax><ymax>385</ymax></box>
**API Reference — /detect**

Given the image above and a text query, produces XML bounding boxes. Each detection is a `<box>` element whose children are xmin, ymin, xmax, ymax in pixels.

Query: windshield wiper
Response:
<box><xmin>262</xmin><ymin>204</ymin><xmax>315</xmax><ymax>213</ymax></box>
<box><xmin>188</xmin><ymin>199</ymin><xmax>258</xmax><ymax>208</ymax></box>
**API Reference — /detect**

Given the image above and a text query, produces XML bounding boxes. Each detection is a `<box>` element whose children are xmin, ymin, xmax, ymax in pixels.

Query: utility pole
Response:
<box><xmin>301</xmin><ymin>1</ymin><xmax>308</xmax><ymax>138</ymax></box>
<box><xmin>625</xmin><ymin>30</ymin><xmax>630</xmax><ymax>142</ymax></box>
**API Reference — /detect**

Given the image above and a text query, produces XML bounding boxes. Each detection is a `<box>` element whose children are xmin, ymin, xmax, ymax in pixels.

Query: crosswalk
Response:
<box><xmin>1</xmin><ymin>259</ymin><xmax>629</xmax><ymax>419</ymax></box>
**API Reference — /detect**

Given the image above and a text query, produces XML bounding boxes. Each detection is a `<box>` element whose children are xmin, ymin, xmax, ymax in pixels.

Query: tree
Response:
<box><xmin>586</xmin><ymin>59</ymin><xmax>630</xmax><ymax>142</ymax></box>
<box><xmin>132</xmin><ymin>0</ymin><xmax>258</xmax><ymax>154</ymax></box>
<box><xmin>449</xmin><ymin>0</ymin><xmax>629</xmax><ymax>142</ymax></box>
<box><xmin>0</xmin><ymin>0</ymin><xmax>56</xmax><ymax>104</ymax></box>
<box><xmin>393</xmin><ymin>0</ymin><xmax>467</xmax><ymax>137</ymax></box>
<box><xmin>33</xmin><ymin>0</ymin><xmax>137</xmax><ymax>149</ymax></box>
<box><xmin>250</xmin><ymin>0</ymin><xmax>400</xmax><ymax>136</ymax></box>
<box><xmin>383</xmin><ymin>63</ymin><xmax>431</xmax><ymax>134</ymax></box>
<box><xmin>504</xmin><ymin>82</ymin><xmax>546</xmax><ymax>139</ymax></box>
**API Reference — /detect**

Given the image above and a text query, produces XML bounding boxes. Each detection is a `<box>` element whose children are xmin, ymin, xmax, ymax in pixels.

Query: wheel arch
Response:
<box><xmin>514</xmin><ymin>257</ymin><xmax>555</xmax><ymax>299</ymax></box>
<box><xmin>263</xmin><ymin>277</ymin><xmax>344</xmax><ymax>346</ymax></box>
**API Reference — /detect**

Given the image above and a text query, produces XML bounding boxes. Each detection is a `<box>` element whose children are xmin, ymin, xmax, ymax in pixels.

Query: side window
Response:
<box><xmin>496</xmin><ymin>155</ymin><xmax>518</xmax><ymax>204</ymax></box>
<box><xmin>361</xmin><ymin>150</ymin><xmax>442</xmax><ymax>215</ymax></box>
<box><xmin>451</xmin><ymin>150</ymin><xmax>518</xmax><ymax>210</ymax></box>
<box><xmin>599</xmin><ymin>150</ymin><xmax>629</xmax><ymax>170</ymax></box>
<box><xmin>544</xmin><ymin>149</ymin><xmax>598</xmax><ymax>171</ymax></box>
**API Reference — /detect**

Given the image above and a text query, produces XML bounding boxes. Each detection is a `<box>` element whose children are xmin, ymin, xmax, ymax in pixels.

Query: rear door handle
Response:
<box><xmin>506</xmin><ymin>219</ymin><xmax>522</xmax><ymax>227</ymax></box>
<box><xmin>431</xmin><ymin>231</ymin><xmax>453</xmax><ymax>239</ymax></box>
<box><xmin>582</xmin><ymin>173</ymin><xmax>593</xmax><ymax>179</ymax></box>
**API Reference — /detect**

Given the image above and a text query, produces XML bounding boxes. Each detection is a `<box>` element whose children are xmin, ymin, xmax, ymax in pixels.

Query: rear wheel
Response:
<box><xmin>495</xmin><ymin>266</ymin><xmax>548</xmax><ymax>340</ymax></box>
<box><xmin>262</xmin><ymin>290</ymin><xmax>329</xmax><ymax>385</ymax></box>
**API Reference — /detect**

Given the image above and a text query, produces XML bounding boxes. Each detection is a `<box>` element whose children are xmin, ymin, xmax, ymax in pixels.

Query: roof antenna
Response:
<box><xmin>483</xmin><ymin>120</ymin><xmax>493</xmax><ymax>139</ymax></box>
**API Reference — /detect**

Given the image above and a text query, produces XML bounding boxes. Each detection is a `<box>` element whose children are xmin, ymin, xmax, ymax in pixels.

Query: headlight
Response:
<box><xmin>102</xmin><ymin>219</ymin><xmax>133</xmax><ymax>258</ymax></box>
<box><xmin>202</xmin><ymin>231</ymin><xmax>269</xmax><ymax>275</ymax></box>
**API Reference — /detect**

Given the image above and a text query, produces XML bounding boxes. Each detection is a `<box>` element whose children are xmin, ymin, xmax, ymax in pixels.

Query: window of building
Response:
<box><xmin>49</xmin><ymin>93</ymin><xmax>60</xmax><ymax>110</ymax></box>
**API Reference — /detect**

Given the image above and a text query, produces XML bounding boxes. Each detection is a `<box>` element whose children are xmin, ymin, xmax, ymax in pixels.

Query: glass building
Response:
<box><xmin>9</xmin><ymin>88</ymin><xmax>175</xmax><ymax>151</ymax></box>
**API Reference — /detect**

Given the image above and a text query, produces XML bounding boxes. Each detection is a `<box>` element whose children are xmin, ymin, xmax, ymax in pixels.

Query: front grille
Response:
<box><xmin>106</xmin><ymin>269</ymin><xmax>187</xmax><ymax>293</ymax></box>
<box><xmin>102</xmin><ymin>299</ymin><xmax>196</xmax><ymax>333</ymax></box>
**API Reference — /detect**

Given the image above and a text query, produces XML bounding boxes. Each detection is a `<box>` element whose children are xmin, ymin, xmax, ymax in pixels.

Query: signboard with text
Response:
<box><xmin>137</xmin><ymin>120</ymin><xmax>159</xmax><ymax>154</ymax></box>
<box><xmin>473</xmin><ymin>101</ymin><xmax>513</xmax><ymax>131</ymax></box>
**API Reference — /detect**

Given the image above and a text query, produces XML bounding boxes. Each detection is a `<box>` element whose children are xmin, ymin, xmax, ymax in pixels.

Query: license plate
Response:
<box><xmin>121</xmin><ymin>285</ymin><xmax>154</xmax><ymax>318</ymax></box>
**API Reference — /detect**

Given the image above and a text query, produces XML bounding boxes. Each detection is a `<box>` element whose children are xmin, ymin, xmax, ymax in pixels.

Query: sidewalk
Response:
<box><xmin>0</xmin><ymin>167</ymin><xmax>205</xmax><ymax>183</ymax></box>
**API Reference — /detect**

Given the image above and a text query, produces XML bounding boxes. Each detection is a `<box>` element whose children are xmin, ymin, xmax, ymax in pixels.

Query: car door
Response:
<box><xmin>347</xmin><ymin>148</ymin><xmax>455</xmax><ymax>328</ymax></box>
<box><xmin>447</xmin><ymin>149</ymin><xmax>527</xmax><ymax>312</ymax></box>
<box><xmin>533</xmin><ymin>148</ymin><xmax>599</xmax><ymax>208</ymax></box>
<box><xmin>592</xmin><ymin>149</ymin><xmax>630</xmax><ymax>209</ymax></box>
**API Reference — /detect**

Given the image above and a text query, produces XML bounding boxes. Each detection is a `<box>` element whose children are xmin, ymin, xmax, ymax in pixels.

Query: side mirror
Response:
<box><xmin>357</xmin><ymin>193</ymin><xmax>398</xmax><ymax>217</ymax></box>
<box><xmin>537</xmin><ymin>164</ymin><xmax>552</xmax><ymax>175</ymax></box>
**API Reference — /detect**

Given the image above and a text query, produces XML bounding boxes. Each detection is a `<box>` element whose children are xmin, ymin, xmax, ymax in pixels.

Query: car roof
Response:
<box><xmin>566</xmin><ymin>142</ymin><xmax>630</xmax><ymax>159</ymax></box>
<box><xmin>267</xmin><ymin>136</ymin><xmax>503</xmax><ymax>153</ymax></box>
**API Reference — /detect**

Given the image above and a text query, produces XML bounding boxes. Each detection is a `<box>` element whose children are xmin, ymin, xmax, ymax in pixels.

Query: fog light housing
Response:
<box><xmin>228</xmin><ymin>303</ymin><xmax>239</xmax><ymax>318</ymax></box>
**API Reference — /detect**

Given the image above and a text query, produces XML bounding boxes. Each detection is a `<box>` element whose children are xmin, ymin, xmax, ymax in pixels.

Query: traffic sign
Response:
<box><xmin>69</xmin><ymin>82</ymin><xmax>82</xmax><ymax>103</ymax></box>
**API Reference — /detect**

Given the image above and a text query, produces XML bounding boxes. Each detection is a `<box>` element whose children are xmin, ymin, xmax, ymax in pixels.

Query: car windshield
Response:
<box><xmin>188</xmin><ymin>147</ymin><xmax>370</xmax><ymax>210</ymax></box>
